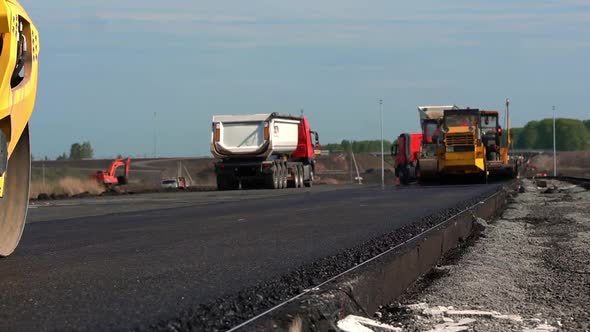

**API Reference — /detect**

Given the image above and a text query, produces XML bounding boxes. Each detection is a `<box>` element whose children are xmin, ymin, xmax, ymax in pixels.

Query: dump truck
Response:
<box><xmin>0</xmin><ymin>0</ymin><xmax>40</xmax><ymax>257</ymax></box>
<box><xmin>391</xmin><ymin>133</ymin><xmax>422</xmax><ymax>185</ymax></box>
<box><xmin>211</xmin><ymin>113</ymin><xmax>320</xmax><ymax>190</ymax></box>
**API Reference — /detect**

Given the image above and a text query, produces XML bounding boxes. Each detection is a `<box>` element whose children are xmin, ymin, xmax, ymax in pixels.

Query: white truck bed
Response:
<box><xmin>211</xmin><ymin>113</ymin><xmax>301</xmax><ymax>159</ymax></box>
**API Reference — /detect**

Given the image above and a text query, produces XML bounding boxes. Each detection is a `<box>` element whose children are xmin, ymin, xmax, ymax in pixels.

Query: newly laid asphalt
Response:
<box><xmin>1</xmin><ymin>184</ymin><xmax>498</xmax><ymax>331</ymax></box>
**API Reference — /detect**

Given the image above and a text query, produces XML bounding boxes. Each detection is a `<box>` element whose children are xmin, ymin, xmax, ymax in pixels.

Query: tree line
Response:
<box><xmin>56</xmin><ymin>141</ymin><xmax>94</xmax><ymax>160</ymax></box>
<box><xmin>322</xmin><ymin>118</ymin><xmax>589</xmax><ymax>153</ymax></box>
<box><xmin>511</xmin><ymin>118</ymin><xmax>590</xmax><ymax>151</ymax></box>
<box><xmin>322</xmin><ymin>140</ymin><xmax>393</xmax><ymax>153</ymax></box>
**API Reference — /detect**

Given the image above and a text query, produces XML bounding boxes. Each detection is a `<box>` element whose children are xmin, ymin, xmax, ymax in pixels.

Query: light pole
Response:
<box><xmin>380</xmin><ymin>99</ymin><xmax>384</xmax><ymax>188</ymax></box>
<box><xmin>153</xmin><ymin>112</ymin><xmax>157</xmax><ymax>158</ymax></box>
<box><xmin>552</xmin><ymin>105</ymin><xmax>557</xmax><ymax>176</ymax></box>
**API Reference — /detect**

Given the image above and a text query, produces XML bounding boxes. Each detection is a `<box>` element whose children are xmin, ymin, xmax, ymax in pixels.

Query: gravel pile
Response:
<box><xmin>377</xmin><ymin>179</ymin><xmax>590</xmax><ymax>332</ymax></box>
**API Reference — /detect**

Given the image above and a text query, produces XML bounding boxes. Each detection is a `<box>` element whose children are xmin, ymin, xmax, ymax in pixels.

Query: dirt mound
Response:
<box><xmin>529</xmin><ymin>151</ymin><xmax>590</xmax><ymax>177</ymax></box>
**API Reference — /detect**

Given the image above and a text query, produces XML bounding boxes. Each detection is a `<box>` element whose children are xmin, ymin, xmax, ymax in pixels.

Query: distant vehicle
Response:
<box><xmin>392</xmin><ymin>133</ymin><xmax>422</xmax><ymax>185</ymax></box>
<box><xmin>94</xmin><ymin>158</ymin><xmax>131</xmax><ymax>187</ymax></box>
<box><xmin>161</xmin><ymin>177</ymin><xmax>187</xmax><ymax>189</ymax></box>
<box><xmin>211</xmin><ymin>112</ymin><xmax>320</xmax><ymax>190</ymax></box>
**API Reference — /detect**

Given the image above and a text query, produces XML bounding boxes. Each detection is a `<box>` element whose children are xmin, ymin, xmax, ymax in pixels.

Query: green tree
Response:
<box><xmin>56</xmin><ymin>152</ymin><xmax>68</xmax><ymax>160</ymax></box>
<box><xmin>69</xmin><ymin>141</ymin><xmax>94</xmax><ymax>160</ymax></box>
<box><xmin>514</xmin><ymin>118</ymin><xmax>589</xmax><ymax>151</ymax></box>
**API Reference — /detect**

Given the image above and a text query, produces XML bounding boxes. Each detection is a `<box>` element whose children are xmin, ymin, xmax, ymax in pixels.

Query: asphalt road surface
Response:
<box><xmin>1</xmin><ymin>184</ymin><xmax>498</xmax><ymax>331</ymax></box>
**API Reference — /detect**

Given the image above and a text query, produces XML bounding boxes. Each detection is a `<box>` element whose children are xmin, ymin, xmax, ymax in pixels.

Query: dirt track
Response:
<box><xmin>29</xmin><ymin>154</ymin><xmax>396</xmax><ymax>198</ymax></box>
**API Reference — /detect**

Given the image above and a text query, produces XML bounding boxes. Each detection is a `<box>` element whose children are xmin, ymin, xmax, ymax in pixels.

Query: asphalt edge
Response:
<box><xmin>239</xmin><ymin>184</ymin><xmax>513</xmax><ymax>331</ymax></box>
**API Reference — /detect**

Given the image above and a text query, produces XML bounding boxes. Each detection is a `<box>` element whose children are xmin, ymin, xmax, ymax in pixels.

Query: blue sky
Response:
<box><xmin>21</xmin><ymin>0</ymin><xmax>590</xmax><ymax>158</ymax></box>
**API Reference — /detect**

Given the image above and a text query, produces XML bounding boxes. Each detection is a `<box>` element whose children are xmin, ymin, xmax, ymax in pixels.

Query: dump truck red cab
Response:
<box><xmin>392</xmin><ymin>133</ymin><xmax>423</xmax><ymax>185</ymax></box>
<box><xmin>291</xmin><ymin>117</ymin><xmax>320</xmax><ymax>160</ymax></box>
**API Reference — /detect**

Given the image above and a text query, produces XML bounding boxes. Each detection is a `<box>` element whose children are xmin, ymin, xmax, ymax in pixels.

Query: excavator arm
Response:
<box><xmin>0</xmin><ymin>0</ymin><xmax>39</xmax><ymax>256</ymax></box>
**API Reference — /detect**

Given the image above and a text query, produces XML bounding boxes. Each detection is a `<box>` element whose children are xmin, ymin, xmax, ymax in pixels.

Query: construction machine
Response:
<box><xmin>94</xmin><ymin>158</ymin><xmax>131</xmax><ymax>187</ymax></box>
<box><xmin>0</xmin><ymin>1</ymin><xmax>40</xmax><ymax>257</ymax></box>
<box><xmin>439</xmin><ymin>108</ymin><xmax>488</xmax><ymax>183</ymax></box>
<box><xmin>416</xmin><ymin>105</ymin><xmax>457</xmax><ymax>182</ymax></box>
<box><xmin>480</xmin><ymin>102</ymin><xmax>518</xmax><ymax>178</ymax></box>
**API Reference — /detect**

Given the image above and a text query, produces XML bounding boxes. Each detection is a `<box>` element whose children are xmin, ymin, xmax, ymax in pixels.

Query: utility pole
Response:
<box><xmin>552</xmin><ymin>105</ymin><xmax>557</xmax><ymax>177</ymax></box>
<box><xmin>505</xmin><ymin>98</ymin><xmax>511</xmax><ymax>149</ymax></box>
<box><xmin>153</xmin><ymin>112</ymin><xmax>158</xmax><ymax>158</ymax></box>
<box><xmin>380</xmin><ymin>99</ymin><xmax>384</xmax><ymax>188</ymax></box>
<box><xmin>350</xmin><ymin>142</ymin><xmax>353</xmax><ymax>184</ymax></box>
<box><xmin>42</xmin><ymin>161</ymin><xmax>45</xmax><ymax>186</ymax></box>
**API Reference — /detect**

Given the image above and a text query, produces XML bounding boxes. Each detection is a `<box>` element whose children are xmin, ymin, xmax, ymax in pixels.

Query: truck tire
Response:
<box><xmin>293</xmin><ymin>165</ymin><xmax>301</xmax><ymax>188</ymax></box>
<box><xmin>304</xmin><ymin>168</ymin><xmax>313</xmax><ymax>187</ymax></box>
<box><xmin>279</xmin><ymin>162</ymin><xmax>287</xmax><ymax>189</ymax></box>
<box><xmin>288</xmin><ymin>164</ymin><xmax>295</xmax><ymax>188</ymax></box>
<box><xmin>264</xmin><ymin>165</ymin><xmax>278</xmax><ymax>189</ymax></box>
<box><xmin>298</xmin><ymin>165</ymin><xmax>305</xmax><ymax>188</ymax></box>
<box><xmin>276</xmin><ymin>163</ymin><xmax>284</xmax><ymax>189</ymax></box>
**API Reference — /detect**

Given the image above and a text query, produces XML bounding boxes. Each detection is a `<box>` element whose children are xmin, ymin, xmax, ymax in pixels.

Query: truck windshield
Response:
<box><xmin>480</xmin><ymin>114</ymin><xmax>498</xmax><ymax>129</ymax></box>
<box><xmin>445</xmin><ymin>114</ymin><xmax>477</xmax><ymax>127</ymax></box>
<box><xmin>423</xmin><ymin>122</ymin><xmax>439</xmax><ymax>143</ymax></box>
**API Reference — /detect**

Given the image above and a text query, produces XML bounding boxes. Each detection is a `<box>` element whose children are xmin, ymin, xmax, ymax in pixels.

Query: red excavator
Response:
<box><xmin>94</xmin><ymin>158</ymin><xmax>131</xmax><ymax>186</ymax></box>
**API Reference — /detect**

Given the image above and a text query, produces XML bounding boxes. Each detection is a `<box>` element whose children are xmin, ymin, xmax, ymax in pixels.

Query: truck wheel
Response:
<box><xmin>278</xmin><ymin>163</ymin><xmax>285</xmax><ymax>189</ymax></box>
<box><xmin>282</xmin><ymin>162</ymin><xmax>289</xmax><ymax>188</ymax></box>
<box><xmin>276</xmin><ymin>163</ymin><xmax>283</xmax><ymax>189</ymax></box>
<box><xmin>281</xmin><ymin>163</ymin><xmax>289</xmax><ymax>189</ymax></box>
<box><xmin>265</xmin><ymin>164</ymin><xmax>279</xmax><ymax>189</ymax></box>
<box><xmin>298</xmin><ymin>166</ymin><xmax>305</xmax><ymax>188</ymax></box>
<box><xmin>293</xmin><ymin>166</ymin><xmax>301</xmax><ymax>188</ymax></box>
<box><xmin>304</xmin><ymin>168</ymin><xmax>313</xmax><ymax>187</ymax></box>
<box><xmin>287</xmin><ymin>165</ymin><xmax>295</xmax><ymax>188</ymax></box>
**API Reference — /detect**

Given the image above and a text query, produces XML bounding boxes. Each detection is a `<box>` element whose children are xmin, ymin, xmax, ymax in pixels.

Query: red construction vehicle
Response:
<box><xmin>391</xmin><ymin>133</ymin><xmax>423</xmax><ymax>185</ymax></box>
<box><xmin>94</xmin><ymin>158</ymin><xmax>131</xmax><ymax>186</ymax></box>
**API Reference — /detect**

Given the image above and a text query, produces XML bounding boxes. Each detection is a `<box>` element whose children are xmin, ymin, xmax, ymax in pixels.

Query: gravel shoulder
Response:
<box><xmin>374</xmin><ymin>179</ymin><xmax>590</xmax><ymax>332</ymax></box>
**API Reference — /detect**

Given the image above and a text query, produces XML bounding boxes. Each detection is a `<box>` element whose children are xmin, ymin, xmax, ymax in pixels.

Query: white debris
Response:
<box><xmin>522</xmin><ymin>322</ymin><xmax>556</xmax><ymax>332</ymax></box>
<box><xmin>337</xmin><ymin>315</ymin><xmax>402</xmax><ymax>332</ymax></box>
<box><xmin>427</xmin><ymin>318</ymin><xmax>476</xmax><ymax>332</ymax></box>
<box><xmin>413</xmin><ymin>304</ymin><xmax>523</xmax><ymax>322</ymax></box>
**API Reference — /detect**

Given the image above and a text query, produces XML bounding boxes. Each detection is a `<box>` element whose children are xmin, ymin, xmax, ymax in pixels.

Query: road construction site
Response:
<box><xmin>0</xmin><ymin>2</ymin><xmax>588</xmax><ymax>331</ymax></box>
<box><xmin>2</xmin><ymin>182</ymin><xmax>507</xmax><ymax>331</ymax></box>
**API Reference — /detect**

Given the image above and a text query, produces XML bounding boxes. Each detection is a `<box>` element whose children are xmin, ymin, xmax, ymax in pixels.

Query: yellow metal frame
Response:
<box><xmin>438</xmin><ymin>126</ymin><xmax>486</xmax><ymax>175</ymax></box>
<box><xmin>0</xmin><ymin>0</ymin><xmax>39</xmax><ymax>197</ymax></box>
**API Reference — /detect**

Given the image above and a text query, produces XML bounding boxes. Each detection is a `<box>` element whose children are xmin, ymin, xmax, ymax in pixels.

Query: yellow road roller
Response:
<box><xmin>0</xmin><ymin>0</ymin><xmax>39</xmax><ymax>256</ymax></box>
